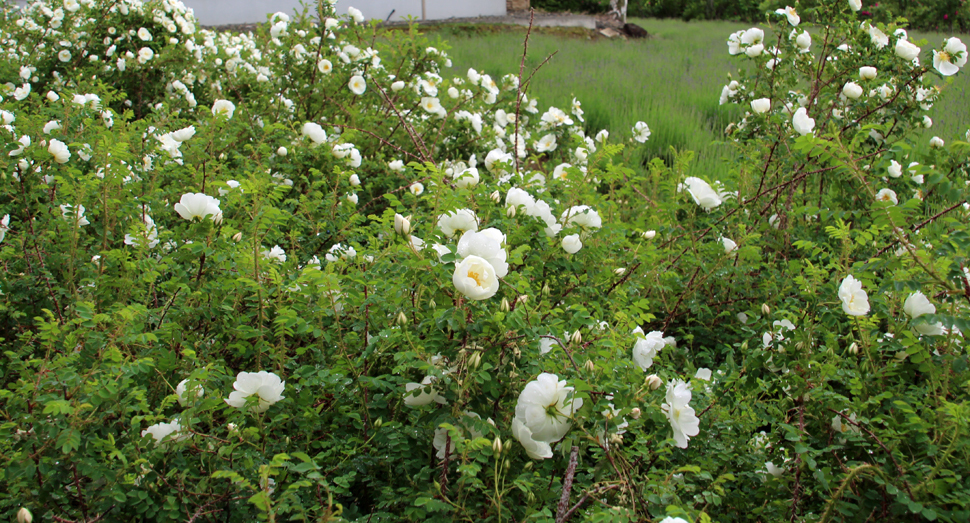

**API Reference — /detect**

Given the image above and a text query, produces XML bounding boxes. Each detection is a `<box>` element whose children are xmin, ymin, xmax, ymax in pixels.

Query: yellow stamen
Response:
<box><xmin>467</xmin><ymin>270</ymin><xmax>484</xmax><ymax>286</ymax></box>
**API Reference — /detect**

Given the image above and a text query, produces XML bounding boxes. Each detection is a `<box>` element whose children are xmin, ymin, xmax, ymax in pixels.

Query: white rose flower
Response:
<box><xmin>682</xmin><ymin>177</ymin><xmax>724</xmax><ymax>211</ymax></box>
<box><xmin>632</xmin><ymin>121</ymin><xmax>651</xmax><ymax>143</ymax></box>
<box><xmin>48</xmin><ymin>139</ymin><xmax>70</xmax><ymax>163</ymax></box>
<box><xmin>838</xmin><ymin>275</ymin><xmax>870</xmax><ymax>316</ymax></box>
<box><xmin>348</xmin><ymin>6</ymin><xmax>364</xmax><ymax>23</ymax></box>
<box><xmin>561</xmin><ymin>234</ymin><xmax>582</xmax><ymax>254</ymax></box>
<box><xmin>211</xmin><ymin>99</ymin><xmax>236</xmax><ymax>119</ymax></box>
<box><xmin>792</xmin><ymin>107</ymin><xmax>815</xmax><ymax>136</ymax></box>
<box><xmin>457</xmin><ymin>228</ymin><xmax>508</xmax><ymax>278</ymax></box>
<box><xmin>933</xmin><ymin>37</ymin><xmax>967</xmax><ymax>76</ymax></box>
<box><xmin>513</xmin><ymin>373</ymin><xmax>583</xmax><ymax>451</ymax></box>
<box><xmin>452</xmin><ymin>255</ymin><xmax>499</xmax><ymax>300</ymax></box>
<box><xmin>560</xmin><ymin>205</ymin><xmax>602</xmax><ymax>230</ymax></box>
<box><xmin>302</xmin><ymin>122</ymin><xmax>327</xmax><ymax>144</ymax></box>
<box><xmin>438</xmin><ymin>209</ymin><xmax>478</xmax><ymax>238</ymax></box>
<box><xmin>535</xmin><ymin>134</ymin><xmax>557</xmax><ymax>153</ymax></box>
<box><xmin>142</xmin><ymin>419</ymin><xmax>189</xmax><ymax>445</ymax></box>
<box><xmin>888</xmin><ymin>160</ymin><xmax>902</xmax><ymax>178</ymax></box>
<box><xmin>632</xmin><ymin>327</ymin><xmax>665</xmax><ymax>370</ymax></box>
<box><xmin>176</xmin><ymin>379</ymin><xmax>204</xmax><ymax>406</ymax></box>
<box><xmin>453</xmin><ymin>167</ymin><xmax>479</xmax><ymax>189</ymax></box>
<box><xmin>775</xmin><ymin>6</ymin><xmax>799</xmax><ymax>26</ymax></box>
<box><xmin>842</xmin><ymin>81</ymin><xmax>863</xmax><ymax>99</ymax></box>
<box><xmin>224</xmin><ymin>371</ymin><xmax>285</xmax><ymax>413</ymax></box>
<box><xmin>750</xmin><ymin>98</ymin><xmax>771</xmax><ymax>114</ymax></box>
<box><xmin>662</xmin><ymin>379</ymin><xmax>700</xmax><ymax>448</ymax></box>
<box><xmin>859</xmin><ymin>66</ymin><xmax>877</xmax><ymax>80</ymax></box>
<box><xmin>895</xmin><ymin>39</ymin><xmax>921</xmax><ymax>61</ymax></box>
<box><xmin>348</xmin><ymin>75</ymin><xmax>366</xmax><ymax>95</ymax></box>
<box><xmin>720</xmin><ymin>236</ymin><xmax>738</xmax><ymax>253</ymax></box>
<box><xmin>849</xmin><ymin>0</ymin><xmax>862</xmax><ymax>12</ymax></box>
<box><xmin>875</xmin><ymin>188</ymin><xmax>898</xmax><ymax>205</ymax></box>
<box><xmin>174</xmin><ymin>193</ymin><xmax>222</xmax><ymax>223</ymax></box>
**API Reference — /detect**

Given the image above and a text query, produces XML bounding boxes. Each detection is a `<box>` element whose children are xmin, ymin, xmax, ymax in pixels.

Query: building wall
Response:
<box><xmin>181</xmin><ymin>0</ymin><xmax>505</xmax><ymax>25</ymax></box>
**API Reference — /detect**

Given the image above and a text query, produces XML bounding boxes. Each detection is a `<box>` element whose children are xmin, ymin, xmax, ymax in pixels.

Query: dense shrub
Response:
<box><xmin>629</xmin><ymin>0</ymin><xmax>970</xmax><ymax>32</ymax></box>
<box><xmin>1</xmin><ymin>0</ymin><xmax>969</xmax><ymax>522</ymax></box>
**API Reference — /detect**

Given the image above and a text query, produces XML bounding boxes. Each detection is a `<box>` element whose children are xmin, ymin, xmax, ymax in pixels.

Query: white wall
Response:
<box><xmin>181</xmin><ymin>0</ymin><xmax>505</xmax><ymax>25</ymax></box>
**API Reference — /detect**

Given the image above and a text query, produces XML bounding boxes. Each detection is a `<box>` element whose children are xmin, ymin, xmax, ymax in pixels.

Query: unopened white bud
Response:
<box><xmin>492</xmin><ymin>436</ymin><xmax>502</xmax><ymax>455</ymax></box>
<box><xmin>374</xmin><ymin>417</ymin><xmax>383</xmax><ymax>428</ymax></box>
<box><xmin>276</xmin><ymin>146</ymin><xmax>287</xmax><ymax>156</ymax></box>
<box><xmin>500</xmin><ymin>298</ymin><xmax>510</xmax><ymax>312</ymax></box>
<box><xmin>491</xmin><ymin>190</ymin><xmax>501</xmax><ymax>203</ymax></box>
<box><xmin>516</xmin><ymin>295</ymin><xmax>528</xmax><ymax>306</ymax></box>
<box><xmin>762</xmin><ymin>303</ymin><xmax>771</xmax><ymax>315</ymax></box>
<box><xmin>506</xmin><ymin>205</ymin><xmax>516</xmax><ymax>218</ymax></box>
<box><xmin>614</xmin><ymin>268</ymin><xmax>626</xmax><ymax>276</ymax></box>
<box><xmin>542</xmin><ymin>283</ymin><xmax>550</xmax><ymax>295</ymax></box>
<box><xmin>232</xmin><ymin>232</ymin><xmax>243</xmax><ymax>242</ymax></box>
<box><xmin>469</xmin><ymin>351</ymin><xmax>482</xmax><ymax>370</ymax></box>
<box><xmin>849</xmin><ymin>342</ymin><xmax>859</xmax><ymax>355</ymax></box>
<box><xmin>642</xmin><ymin>230</ymin><xmax>656</xmax><ymax>239</ymax></box>
<box><xmin>396</xmin><ymin>311</ymin><xmax>408</xmax><ymax>326</ymax></box>
<box><xmin>429</xmin><ymin>298</ymin><xmax>436</xmax><ymax>309</ymax></box>
<box><xmin>584</xmin><ymin>359</ymin><xmax>595</xmax><ymax>372</ymax></box>
<box><xmin>630</xmin><ymin>407</ymin><xmax>642</xmax><ymax>419</ymax></box>
<box><xmin>394</xmin><ymin>213</ymin><xmax>411</xmax><ymax>235</ymax></box>
<box><xmin>17</xmin><ymin>508</ymin><xmax>33</xmax><ymax>523</ymax></box>
<box><xmin>570</xmin><ymin>330</ymin><xmax>582</xmax><ymax>344</ymax></box>
<box><xmin>645</xmin><ymin>374</ymin><xmax>662</xmax><ymax>390</ymax></box>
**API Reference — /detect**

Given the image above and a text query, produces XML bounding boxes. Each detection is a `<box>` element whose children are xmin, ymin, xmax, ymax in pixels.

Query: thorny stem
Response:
<box><xmin>513</xmin><ymin>9</ymin><xmax>535</xmax><ymax>174</ymax></box>
<box><xmin>555</xmin><ymin>446</ymin><xmax>579</xmax><ymax>523</ymax></box>
<box><xmin>826</xmin><ymin>408</ymin><xmax>914</xmax><ymax>500</ymax></box>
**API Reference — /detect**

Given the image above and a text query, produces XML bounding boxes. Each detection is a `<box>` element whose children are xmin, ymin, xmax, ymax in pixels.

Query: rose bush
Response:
<box><xmin>0</xmin><ymin>0</ymin><xmax>968</xmax><ymax>522</ymax></box>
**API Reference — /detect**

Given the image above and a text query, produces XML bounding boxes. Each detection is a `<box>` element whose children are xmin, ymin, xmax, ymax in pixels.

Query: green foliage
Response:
<box><xmin>0</xmin><ymin>0</ymin><xmax>969</xmax><ymax>522</ymax></box>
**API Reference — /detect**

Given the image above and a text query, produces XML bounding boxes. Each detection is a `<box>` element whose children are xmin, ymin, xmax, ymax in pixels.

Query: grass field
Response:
<box><xmin>426</xmin><ymin>18</ymin><xmax>970</xmax><ymax>179</ymax></box>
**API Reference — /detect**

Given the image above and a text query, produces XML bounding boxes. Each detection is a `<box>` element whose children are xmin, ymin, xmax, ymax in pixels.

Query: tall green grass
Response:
<box><xmin>428</xmin><ymin>18</ymin><xmax>969</xmax><ymax>178</ymax></box>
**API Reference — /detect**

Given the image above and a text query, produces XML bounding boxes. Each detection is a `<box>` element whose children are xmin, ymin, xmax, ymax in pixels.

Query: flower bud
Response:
<box><xmin>504</xmin><ymin>459</ymin><xmax>511</xmax><ymax>471</ymax></box>
<box><xmin>614</xmin><ymin>268</ymin><xmax>626</xmax><ymax>276</ymax></box>
<box><xmin>500</xmin><ymin>298</ymin><xmax>510</xmax><ymax>312</ymax></box>
<box><xmin>232</xmin><ymin>232</ymin><xmax>243</xmax><ymax>242</ymax></box>
<box><xmin>277</xmin><ymin>146</ymin><xmax>287</xmax><ymax>156</ymax></box>
<box><xmin>396</xmin><ymin>311</ymin><xmax>408</xmax><ymax>326</ymax></box>
<box><xmin>429</xmin><ymin>298</ymin><xmax>437</xmax><ymax>309</ymax></box>
<box><xmin>228</xmin><ymin>422</ymin><xmax>238</xmax><ymax>433</ymax></box>
<box><xmin>542</xmin><ymin>283</ymin><xmax>551</xmax><ymax>295</ymax></box>
<box><xmin>506</xmin><ymin>205</ymin><xmax>516</xmax><ymax>218</ymax></box>
<box><xmin>394</xmin><ymin>213</ymin><xmax>411</xmax><ymax>235</ymax></box>
<box><xmin>524</xmin><ymin>461</ymin><xmax>534</xmax><ymax>471</ymax></box>
<box><xmin>610</xmin><ymin>433</ymin><xmax>623</xmax><ymax>445</ymax></box>
<box><xmin>469</xmin><ymin>351</ymin><xmax>482</xmax><ymax>370</ymax></box>
<box><xmin>762</xmin><ymin>303</ymin><xmax>771</xmax><ymax>315</ymax></box>
<box><xmin>584</xmin><ymin>359</ymin><xmax>595</xmax><ymax>372</ymax></box>
<box><xmin>490</xmin><ymin>190</ymin><xmax>501</xmax><ymax>203</ymax></box>
<box><xmin>642</xmin><ymin>230</ymin><xmax>656</xmax><ymax>240</ymax></box>
<box><xmin>516</xmin><ymin>295</ymin><xmax>528</xmax><ymax>306</ymax></box>
<box><xmin>17</xmin><ymin>508</ymin><xmax>32</xmax><ymax>523</ymax></box>
<box><xmin>848</xmin><ymin>342</ymin><xmax>859</xmax><ymax>355</ymax></box>
<box><xmin>645</xmin><ymin>374</ymin><xmax>662</xmax><ymax>390</ymax></box>
<box><xmin>349</xmin><ymin>173</ymin><xmax>361</xmax><ymax>186</ymax></box>
<box><xmin>570</xmin><ymin>330</ymin><xmax>582</xmax><ymax>345</ymax></box>
<box><xmin>492</xmin><ymin>436</ymin><xmax>502</xmax><ymax>455</ymax></box>
<box><xmin>630</xmin><ymin>407</ymin><xmax>642</xmax><ymax>419</ymax></box>
<box><xmin>374</xmin><ymin>418</ymin><xmax>383</xmax><ymax>428</ymax></box>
